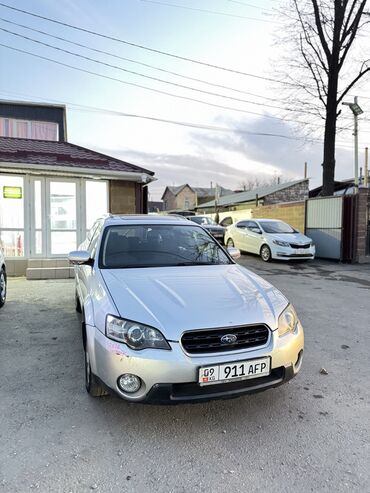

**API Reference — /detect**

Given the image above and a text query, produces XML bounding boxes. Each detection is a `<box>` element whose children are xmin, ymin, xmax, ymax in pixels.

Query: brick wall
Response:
<box><xmin>264</xmin><ymin>180</ymin><xmax>309</xmax><ymax>205</ymax></box>
<box><xmin>109</xmin><ymin>180</ymin><xmax>136</xmax><ymax>214</ymax></box>
<box><xmin>354</xmin><ymin>187</ymin><xmax>370</xmax><ymax>262</ymax></box>
<box><xmin>251</xmin><ymin>201</ymin><xmax>306</xmax><ymax>232</ymax></box>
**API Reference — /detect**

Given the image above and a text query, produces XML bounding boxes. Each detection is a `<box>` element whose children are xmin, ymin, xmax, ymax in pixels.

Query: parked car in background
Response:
<box><xmin>225</xmin><ymin>219</ymin><xmax>315</xmax><ymax>262</ymax></box>
<box><xmin>0</xmin><ymin>247</ymin><xmax>6</xmax><ymax>309</ymax></box>
<box><xmin>69</xmin><ymin>215</ymin><xmax>304</xmax><ymax>404</ymax></box>
<box><xmin>185</xmin><ymin>215</ymin><xmax>225</xmax><ymax>243</ymax></box>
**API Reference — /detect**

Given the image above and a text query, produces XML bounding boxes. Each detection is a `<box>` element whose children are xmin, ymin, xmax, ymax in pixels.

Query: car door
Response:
<box><xmin>244</xmin><ymin>221</ymin><xmax>263</xmax><ymax>254</ymax></box>
<box><xmin>77</xmin><ymin>220</ymin><xmax>103</xmax><ymax>307</ymax></box>
<box><xmin>232</xmin><ymin>221</ymin><xmax>251</xmax><ymax>251</ymax></box>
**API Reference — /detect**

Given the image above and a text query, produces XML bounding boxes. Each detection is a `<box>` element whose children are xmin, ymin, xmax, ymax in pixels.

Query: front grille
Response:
<box><xmin>181</xmin><ymin>325</ymin><xmax>269</xmax><ymax>354</ymax></box>
<box><xmin>289</xmin><ymin>243</ymin><xmax>311</xmax><ymax>249</ymax></box>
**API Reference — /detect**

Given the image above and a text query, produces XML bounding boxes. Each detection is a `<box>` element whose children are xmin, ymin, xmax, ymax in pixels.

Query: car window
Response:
<box><xmin>86</xmin><ymin>221</ymin><xmax>99</xmax><ymax>242</ymax></box>
<box><xmin>236</xmin><ymin>221</ymin><xmax>249</xmax><ymax>228</ymax></box>
<box><xmin>259</xmin><ymin>221</ymin><xmax>295</xmax><ymax>234</ymax></box>
<box><xmin>99</xmin><ymin>224</ymin><xmax>232</xmax><ymax>269</ymax></box>
<box><xmin>88</xmin><ymin>220</ymin><xmax>103</xmax><ymax>257</ymax></box>
<box><xmin>220</xmin><ymin>217</ymin><xmax>233</xmax><ymax>227</ymax></box>
<box><xmin>190</xmin><ymin>216</ymin><xmax>216</xmax><ymax>225</ymax></box>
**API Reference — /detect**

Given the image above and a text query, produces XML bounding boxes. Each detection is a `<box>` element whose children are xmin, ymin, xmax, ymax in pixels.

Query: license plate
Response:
<box><xmin>198</xmin><ymin>357</ymin><xmax>270</xmax><ymax>386</ymax></box>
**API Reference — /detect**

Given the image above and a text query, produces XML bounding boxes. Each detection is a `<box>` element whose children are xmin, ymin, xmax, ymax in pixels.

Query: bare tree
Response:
<box><xmin>238</xmin><ymin>174</ymin><xmax>285</xmax><ymax>191</ymax></box>
<box><xmin>276</xmin><ymin>0</ymin><xmax>370</xmax><ymax>195</ymax></box>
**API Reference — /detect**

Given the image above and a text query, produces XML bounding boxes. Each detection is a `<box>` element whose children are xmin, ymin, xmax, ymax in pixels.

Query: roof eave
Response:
<box><xmin>0</xmin><ymin>161</ymin><xmax>156</xmax><ymax>183</ymax></box>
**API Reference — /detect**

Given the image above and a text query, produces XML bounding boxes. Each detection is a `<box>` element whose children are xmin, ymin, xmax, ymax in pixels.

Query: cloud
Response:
<box><xmin>92</xmin><ymin>114</ymin><xmax>353</xmax><ymax>200</ymax></box>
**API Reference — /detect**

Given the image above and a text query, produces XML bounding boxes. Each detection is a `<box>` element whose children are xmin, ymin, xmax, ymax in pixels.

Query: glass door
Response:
<box><xmin>46</xmin><ymin>179</ymin><xmax>78</xmax><ymax>256</ymax></box>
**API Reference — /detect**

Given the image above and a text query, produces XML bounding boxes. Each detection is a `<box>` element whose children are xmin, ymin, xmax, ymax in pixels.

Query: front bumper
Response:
<box><xmin>86</xmin><ymin>322</ymin><xmax>304</xmax><ymax>404</ymax></box>
<box><xmin>270</xmin><ymin>244</ymin><xmax>315</xmax><ymax>260</ymax></box>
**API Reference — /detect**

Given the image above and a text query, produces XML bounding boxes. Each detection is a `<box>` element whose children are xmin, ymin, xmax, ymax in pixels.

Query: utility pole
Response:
<box><xmin>342</xmin><ymin>96</ymin><xmax>363</xmax><ymax>192</ymax></box>
<box><xmin>365</xmin><ymin>147</ymin><xmax>369</xmax><ymax>188</ymax></box>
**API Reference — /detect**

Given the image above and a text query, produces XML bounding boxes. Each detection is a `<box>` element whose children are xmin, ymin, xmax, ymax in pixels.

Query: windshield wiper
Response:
<box><xmin>174</xmin><ymin>261</ymin><xmax>219</xmax><ymax>266</ymax></box>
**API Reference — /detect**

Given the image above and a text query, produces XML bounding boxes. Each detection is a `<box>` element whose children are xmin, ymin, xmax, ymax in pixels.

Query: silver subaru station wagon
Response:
<box><xmin>69</xmin><ymin>215</ymin><xmax>304</xmax><ymax>404</ymax></box>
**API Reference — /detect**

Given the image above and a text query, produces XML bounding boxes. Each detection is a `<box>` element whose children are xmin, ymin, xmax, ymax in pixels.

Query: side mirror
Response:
<box><xmin>250</xmin><ymin>227</ymin><xmax>262</xmax><ymax>234</ymax></box>
<box><xmin>68</xmin><ymin>250</ymin><xmax>92</xmax><ymax>265</ymax></box>
<box><xmin>227</xmin><ymin>247</ymin><xmax>241</xmax><ymax>260</ymax></box>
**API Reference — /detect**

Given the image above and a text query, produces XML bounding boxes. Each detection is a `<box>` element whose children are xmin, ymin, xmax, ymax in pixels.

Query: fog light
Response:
<box><xmin>118</xmin><ymin>374</ymin><xmax>141</xmax><ymax>393</ymax></box>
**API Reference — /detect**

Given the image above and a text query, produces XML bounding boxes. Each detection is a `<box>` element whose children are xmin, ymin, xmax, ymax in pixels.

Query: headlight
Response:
<box><xmin>273</xmin><ymin>240</ymin><xmax>290</xmax><ymax>247</ymax></box>
<box><xmin>278</xmin><ymin>304</ymin><xmax>299</xmax><ymax>337</ymax></box>
<box><xmin>106</xmin><ymin>315</ymin><xmax>170</xmax><ymax>350</ymax></box>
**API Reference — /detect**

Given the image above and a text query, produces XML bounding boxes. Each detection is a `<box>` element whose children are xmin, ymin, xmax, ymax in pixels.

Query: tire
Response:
<box><xmin>75</xmin><ymin>291</ymin><xmax>82</xmax><ymax>313</ymax></box>
<box><xmin>0</xmin><ymin>268</ymin><xmax>6</xmax><ymax>308</ymax></box>
<box><xmin>226</xmin><ymin>238</ymin><xmax>235</xmax><ymax>248</ymax></box>
<box><xmin>260</xmin><ymin>244</ymin><xmax>272</xmax><ymax>262</ymax></box>
<box><xmin>84</xmin><ymin>344</ymin><xmax>109</xmax><ymax>397</ymax></box>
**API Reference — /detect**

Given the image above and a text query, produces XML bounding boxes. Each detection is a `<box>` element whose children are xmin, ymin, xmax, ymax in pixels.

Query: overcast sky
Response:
<box><xmin>0</xmin><ymin>0</ymin><xmax>369</xmax><ymax>199</ymax></box>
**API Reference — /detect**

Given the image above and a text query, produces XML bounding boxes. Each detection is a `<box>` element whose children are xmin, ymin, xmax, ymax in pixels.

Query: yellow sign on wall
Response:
<box><xmin>3</xmin><ymin>186</ymin><xmax>23</xmax><ymax>199</ymax></box>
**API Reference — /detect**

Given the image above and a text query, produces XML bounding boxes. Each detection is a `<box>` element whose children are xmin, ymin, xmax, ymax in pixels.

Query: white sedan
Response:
<box><xmin>224</xmin><ymin>219</ymin><xmax>315</xmax><ymax>262</ymax></box>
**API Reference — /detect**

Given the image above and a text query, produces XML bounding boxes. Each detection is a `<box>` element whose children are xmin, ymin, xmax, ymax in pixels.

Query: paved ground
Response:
<box><xmin>1</xmin><ymin>257</ymin><xmax>370</xmax><ymax>492</ymax></box>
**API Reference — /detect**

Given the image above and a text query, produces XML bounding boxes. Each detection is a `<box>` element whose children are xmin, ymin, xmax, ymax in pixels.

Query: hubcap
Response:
<box><xmin>0</xmin><ymin>273</ymin><xmax>6</xmax><ymax>301</ymax></box>
<box><xmin>262</xmin><ymin>247</ymin><xmax>270</xmax><ymax>261</ymax></box>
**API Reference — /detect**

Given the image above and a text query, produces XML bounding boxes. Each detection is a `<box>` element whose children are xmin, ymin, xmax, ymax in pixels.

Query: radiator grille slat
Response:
<box><xmin>182</xmin><ymin>325</ymin><xmax>269</xmax><ymax>354</ymax></box>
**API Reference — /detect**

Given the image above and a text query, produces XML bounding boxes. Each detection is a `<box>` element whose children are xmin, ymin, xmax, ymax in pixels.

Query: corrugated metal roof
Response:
<box><xmin>0</xmin><ymin>136</ymin><xmax>154</xmax><ymax>175</ymax></box>
<box><xmin>164</xmin><ymin>184</ymin><xmax>232</xmax><ymax>198</ymax></box>
<box><xmin>196</xmin><ymin>179</ymin><xmax>308</xmax><ymax>208</ymax></box>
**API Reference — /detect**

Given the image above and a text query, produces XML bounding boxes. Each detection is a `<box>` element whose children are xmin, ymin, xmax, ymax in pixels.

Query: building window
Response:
<box><xmin>0</xmin><ymin>117</ymin><xmax>58</xmax><ymax>141</ymax></box>
<box><xmin>0</xmin><ymin>175</ymin><xmax>24</xmax><ymax>257</ymax></box>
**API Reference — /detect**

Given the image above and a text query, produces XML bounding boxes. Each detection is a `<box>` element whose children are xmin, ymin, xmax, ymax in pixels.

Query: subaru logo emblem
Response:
<box><xmin>221</xmin><ymin>334</ymin><xmax>237</xmax><ymax>344</ymax></box>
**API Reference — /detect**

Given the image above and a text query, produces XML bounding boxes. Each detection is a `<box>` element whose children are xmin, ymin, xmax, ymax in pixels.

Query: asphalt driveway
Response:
<box><xmin>1</xmin><ymin>257</ymin><xmax>369</xmax><ymax>492</ymax></box>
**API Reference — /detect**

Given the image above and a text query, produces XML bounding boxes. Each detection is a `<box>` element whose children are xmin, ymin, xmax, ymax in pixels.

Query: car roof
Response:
<box><xmin>102</xmin><ymin>214</ymin><xmax>192</xmax><ymax>226</ymax></box>
<box><xmin>253</xmin><ymin>218</ymin><xmax>284</xmax><ymax>222</ymax></box>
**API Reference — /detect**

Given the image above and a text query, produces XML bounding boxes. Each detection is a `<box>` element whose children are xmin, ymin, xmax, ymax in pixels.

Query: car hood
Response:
<box><xmin>101</xmin><ymin>264</ymin><xmax>288</xmax><ymax>340</ymax></box>
<box><xmin>266</xmin><ymin>232</ymin><xmax>312</xmax><ymax>244</ymax></box>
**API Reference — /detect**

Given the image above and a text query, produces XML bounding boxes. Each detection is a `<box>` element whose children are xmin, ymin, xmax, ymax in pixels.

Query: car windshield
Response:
<box><xmin>189</xmin><ymin>216</ymin><xmax>216</xmax><ymax>225</ymax></box>
<box><xmin>100</xmin><ymin>224</ymin><xmax>232</xmax><ymax>269</ymax></box>
<box><xmin>260</xmin><ymin>221</ymin><xmax>295</xmax><ymax>234</ymax></box>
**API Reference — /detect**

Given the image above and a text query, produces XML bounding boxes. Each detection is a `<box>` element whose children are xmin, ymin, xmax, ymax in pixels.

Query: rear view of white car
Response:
<box><xmin>225</xmin><ymin>219</ymin><xmax>315</xmax><ymax>262</ymax></box>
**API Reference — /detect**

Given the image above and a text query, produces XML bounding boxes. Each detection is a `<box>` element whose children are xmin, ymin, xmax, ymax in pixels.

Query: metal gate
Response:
<box><xmin>305</xmin><ymin>195</ymin><xmax>357</xmax><ymax>260</ymax></box>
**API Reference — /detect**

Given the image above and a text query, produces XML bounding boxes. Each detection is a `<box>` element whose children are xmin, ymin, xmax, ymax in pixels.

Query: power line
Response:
<box><xmin>138</xmin><ymin>0</ymin><xmax>278</xmax><ymax>22</ymax></box>
<box><xmin>226</xmin><ymin>0</ymin><xmax>275</xmax><ymax>11</ymax></box>
<box><xmin>1</xmin><ymin>42</ymin><xmax>365</xmax><ymax>134</ymax></box>
<box><xmin>0</xmin><ymin>26</ymin><xmax>321</xmax><ymax>116</ymax></box>
<box><xmin>0</xmin><ymin>16</ymin><xmax>281</xmax><ymax>102</ymax></box>
<box><xmin>0</xmin><ymin>1</ymin><xmax>300</xmax><ymax>86</ymax></box>
<box><xmin>0</xmin><ymin>42</ymin><xmax>319</xmax><ymax>123</ymax></box>
<box><xmin>0</xmin><ymin>89</ymin><xmax>354</xmax><ymax>149</ymax></box>
<box><xmin>2</xmin><ymin>17</ymin><xmax>366</xmax><ymax>114</ymax></box>
<box><xmin>1</xmin><ymin>0</ymin><xmax>368</xmax><ymax>104</ymax></box>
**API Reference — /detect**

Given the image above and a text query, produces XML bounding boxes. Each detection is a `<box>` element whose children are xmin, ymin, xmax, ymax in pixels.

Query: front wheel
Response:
<box><xmin>0</xmin><ymin>268</ymin><xmax>6</xmax><ymax>308</ymax></box>
<box><xmin>75</xmin><ymin>291</ymin><xmax>82</xmax><ymax>313</ymax></box>
<box><xmin>226</xmin><ymin>238</ymin><xmax>235</xmax><ymax>248</ymax></box>
<box><xmin>84</xmin><ymin>344</ymin><xmax>108</xmax><ymax>397</ymax></box>
<box><xmin>260</xmin><ymin>244</ymin><xmax>272</xmax><ymax>262</ymax></box>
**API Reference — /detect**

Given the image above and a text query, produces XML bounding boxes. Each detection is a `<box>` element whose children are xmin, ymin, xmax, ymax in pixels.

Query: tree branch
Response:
<box><xmin>311</xmin><ymin>0</ymin><xmax>331</xmax><ymax>62</ymax></box>
<box><xmin>338</xmin><ymin>61</ymin><xmax>370</xmax><ymax>103</ymax></box>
